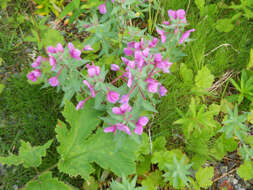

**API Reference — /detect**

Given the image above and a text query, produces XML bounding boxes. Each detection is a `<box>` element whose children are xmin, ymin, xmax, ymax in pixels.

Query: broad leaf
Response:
<box><xmin>237</xmin><ymin>161</ymin><xmax>253</xmax><ymax>181</ymax></box>
<box><xmin>195</xmin><ymin>166</ymin><xmax>214</xmax><ymax>188</ymax></box>
<box><xmin>24</xmin><ymin>172</ymin><xmax>74</xmax><ymax>190</ymax></box>
<box><xmin>0</xmin><ymin>140</ymin><xmax>52</xmax><ymax>168</ymax></box>
<box><xmin>56</xmin><ymin>100</ymin><xmax>139</xmax><ymax>180</ymax></box>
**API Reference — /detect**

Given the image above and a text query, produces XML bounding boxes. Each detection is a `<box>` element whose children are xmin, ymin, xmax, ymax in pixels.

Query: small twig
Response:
<box><xmin>213</xmin><ymin>167</ymin><xmax>237</xmax><ymax>183</ymax></box>
<box><xmin>204</xmin><ymin>43</ymin><xmax>239</xmax><ymax>57</ymax></box>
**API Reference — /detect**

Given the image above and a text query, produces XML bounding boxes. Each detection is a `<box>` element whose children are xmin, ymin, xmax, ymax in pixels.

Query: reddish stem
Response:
<box><xmin>128</xmin><ymin>84</ymin><xmax>137</xmax><ymax>96</ymax></box>
<box><xmin>56</xmin><ymin>65</ymin><xmax>64</xmax><ymax>77</ymax></box>
<box><xmin>111</xmin><ymin>75</ymin><xmax>127</xmax><ymax>84</ymax></box>
<box><xmin>146</xmin><ymin>65</ymin><xmax>157</xmax><ymax>80</ymax></box>
<box><xmin>138</xmin><ymin>87</ymin><xmax>146</xmax><ymax>100</ymax></box>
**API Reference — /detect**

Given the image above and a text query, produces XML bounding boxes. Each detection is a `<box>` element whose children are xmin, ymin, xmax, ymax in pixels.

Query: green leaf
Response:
<box><xmin>195</xmin><ymin>0</ymin><xmax>205</xmax><ymax>11</ymax></box>
<box><xmin>59</xmin><ymin>1</ymin><xmax>74</xmax><ymax>19</ymax></box>
<box><xmin>216</xmin><ymin>19</ymin><xmax>234</xmax><ymax>33</ymax></box>
<box><xmin>0</xmin><ymin>84</ymin><xmax>4</xmax><ymax>94</ymax></box>
<box><xmin>237</xmin><ymin>161</ymin><xmax>253</xmax><ymax>181</ymax></box>
<box><xmin>211</xmin><ymin>134</ymin><xmax>238</xmax><ymax>160</ymax></box>
<box><xmin>0</xmin><ymin>140</ymin><xmax>52</xmax><ymax>168</ymax></box>
<box><xmin>247</xmin><ymin>49</ymin><xmax>253</xmax><ymax>70</ymax></box>
<box><xmin>151</xmin><ymin>149</ymin><xmax>186</xmax><ymax>170</ymax></box>
<box><xmin>83</xmin><ymin>176</ymin><xmax>99</xmax><ymax>190</ymax></box>
<box><xmin>42</xmin><ymin>29</ymin><xmax>64</xmax><ymax>47</ymax></box>
<box><xmin>194</xmin><ymin>66</ymin><xmax>214</xmax><ymax>91</ymax></box>
<box><xmin>195</xmin><ymin>166</ymin><xmax>214</xmax><ymax>188</ymax></box>
<box><xmin>180</xmin><ymin>63</ymin><xmax>193</xmax><ymax>84</ymax></box>
<box><xmin>24</xmin><ymin>172</ymin><xmax>74</xmax><ymax>190</ymax></box>
<box><xmin>56</xmin><ymin>100</ymin><xmax>139</xmax><ymax>180</ymax></box>
<box><xmin>141</xmin><ymin>170</ymin><xmax>165</xmax><ymax>190</ymax></box>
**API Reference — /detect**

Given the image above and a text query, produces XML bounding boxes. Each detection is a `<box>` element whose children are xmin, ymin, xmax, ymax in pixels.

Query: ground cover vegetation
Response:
<box><xmin>0</xmin><ymin>0</ymin><xmax>253</xmax><ymax>189</ymax></box>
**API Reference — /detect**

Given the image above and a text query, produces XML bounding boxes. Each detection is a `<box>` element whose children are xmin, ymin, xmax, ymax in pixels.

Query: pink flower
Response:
<box><xmin>142</xmin><ymin>48</ymin><xmax>150</xmax><ymax>57</ymax></box>
<box><xmin>127</xmin><ymin>41</ymin><xmax>136</xmax><ymax>48</ymax></box>
<box><xmin>76</xmin><ymin>100</ymin><xmax>86</xmax><ymax>110</ymax></box>
<box><xmin>27</xmin><ymin>72</ymin><xmax>37</xmax><ymax>82</ymax></box>
<box><xmin>104</xmin><ymin>125</ymin><xmax>117</xmax><ymax>133</ymax></box>
<box><xmin>111</xmin><ymin>64</ymin><xmax>120</xmax><ymax>71</ymax></box>
<box><xmin>33</xmin><ymin>69</ymin><xmax>41</xmax><ymax>77</ymax></box>
<box><xmin>135</xmin><ymin>50</ymin><xmax>144</xmax><ymax>70</ymax></box>
<box><xmin>179</xmin><ymin>29</ymin><xmax>195</xmax><ymax>44</ymax></box>
<box><xmin>86</xmin><ymin>63</ymin><xmax>100</xmax><ymax>77</ymax></box>
<box><xmin>154</xmin><ymin>53</ymin><xmax>162</xmax><ymax>63</ymax></box>
<box><xmin>83</xmin><ymin>80</ymin><xmax>96</xmax><ymax>97</ymax></box>
<box><xmin>137</xmin><ymin>116</ymin><xmax>149</xmax><ymax>126</ymax></box>
<box><xmin>47</xmin><ymin>46</ymin><xmax>57</xmax><ymax>54</ymax></box>
<box><xmin>147</xmin><ymin>79</ymin><xmax>159</xmax><ymax>93</ymax></box>
<box><xmin>159</xmin><ymin>85</ymin><xmax>167</xmax><ymax>96</ymax></box>
<box><xmin>148</xmin><ymin>37</ymin><xmax>158</xmax><ymax>48</ymax></box>
<box><xmin>134</xmin><ymin>124</ymin><xmax>143</xmax><ymax>135</ymax></box>
<box><xmin>31</xmin><ymin>56</ymin><xmax>42</xmax><ymax>68</ymax></box>
<box><xmin>121</xmin><ymin>57</ymin><xmax>129</xmax><ymax>65</ymax></box>
<box><xmin>124</xmin><ymin>48</ymin><xmax>133</xmax><ymax>56</ymax></box>
<box><xmin>135</xmin><ymin>116</ymin><xmax>149</xmax><ymax>135</ymax></box>
<box><xmin>98</xmin><ymin>3</ymin><xmax>107</xmax><ymax>14</ymax></box>
<box><xmin>56</xmin><ymin>43</ymin><xmax>64</xmax><ymax>53</ymax></box>
<box><xmin>68</xmin><ymin>43</ymin><xmax>81</xmax><ymax>60</ymax></box>
<box><xmin>112</xmin><ymin>103</ymin><xmax>131</xmax><ymax>115</ymax></box>
<box><xmin>157</xmin><ymin>28</ymin><xmax>166</xmax><ymax>43</ymax></box>
<box><xmin>161</xmin><ymin>60</ymin><xmax>172</xmax><ymax>73</ymax></box>
<box><xmin>168</xmin><ymin>9</ymin><xmax>187</xmax><ymax>23</ymax></box>
<box><xmin>119</xmin><ymin>94</ymin><xmax>129</xmax><ymax>104</ymax></box>
<box><xmin>127</xmin><ymin>71</ymin><xmax>133</xmax><ymax>88</ymax></box>
<box><xmin>48</xmin><ymin>76</ymin><xmax>59</xmax><ymax>87</ymax></box>
<box><xmin>49</xmin><ymin>56</ymin><xmax>56</xmax><ymax>70</ymax></box>
<box><xmin>163</xmin><ymin>21</ymin><xmax>170</xmax><ymax>25</ymax></box>
<box><xmin>117</xmin><ymin>123</ymin><xmax>131</xmax><ymax>135</ymax></box>
<box><xmin>107</xmin><ymin>91</ymin><xmax>120</xmax><ymax>103</ymax></box>
<box><xmin>104</xmin><ymin>123</ymin><xmax>131</xmax><ymax>135</ymax></box>
<box><xmin>27</xmin><ymin>69</ymin><xmax>41</xmax><ymax>82</ymax></box>
<box><xmin>83</xmin><ymin>45</ymin><xmax>93</xmax><ymax>51</ymax></box>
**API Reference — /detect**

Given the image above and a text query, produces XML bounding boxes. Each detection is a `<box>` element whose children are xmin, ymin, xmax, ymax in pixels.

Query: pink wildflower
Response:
<box><xmin>31</xmin><ymin>56</ymin><xmax>42</xmax><ymax>68</ymax></box>
<box><xmin>48</xmin><ymin>76</ymin><xmax>59</xmax><ymax>87</ymax></box>
<box><xmin>83</xmin><ymin>80</ymin><xmax>96</xmax><ymax>97</ymax></box>
<box><xmin>159</xmin><ymin>85</ymin><xmax>167</xmax><ymax>96</ymax></box>
<box><xmin>179</xmin><ymin>29</ymin><xmax>195</xmax><ymax>44</ymax></box>
<box><xmin>83</xmin><ymin>45</ymin><xmax>93</xmax><ymax>51</ymax></box>
<box><xmin>107</xmin><ymin>91</ymin><xmax>120</xmax><ymax>103</ymax></box>
<box><xmin>98</xmin><ymin>3</ymin><xmax>107</xmax><ymax>14</ymax></box>
<box><xmin>157</xmin><ymin>28</ymin><xmax>166</xmax><ymax>43</ymax></box>
<box><xmin>68</xmin><ymin>43</ymin><xmax>81</xmax><ymax>60</ymax></box>
<box><xmin>111</xmin><ymin>64</ymin><xmax>120</xmax><ymax>71</ymax></box>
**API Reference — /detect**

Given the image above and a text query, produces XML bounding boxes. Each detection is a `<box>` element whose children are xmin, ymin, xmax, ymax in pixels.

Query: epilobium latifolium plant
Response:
<box><xmin>1</xmin><ymin>1</ymin><xmax>196</xmax><ymax>188</ymax></box>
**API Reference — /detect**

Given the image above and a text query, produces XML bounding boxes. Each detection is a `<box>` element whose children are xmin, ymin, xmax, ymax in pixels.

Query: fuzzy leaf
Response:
<box><xmin>0</xmin><ymin>140</ymin><xmax>52</xmax><ymax>168</ymax></box>
<box><xmin>56</xmin><ymin>100</ymin><xmax>138</xmax><ymax>180</ymax></box>
<box><xmin>237</xmin><ymin>161</ymin><xmax>253</xmax><ymax>181</ymax></box>
<box><xmin>24</xmin><ymin>172</ymin><xmax>73</xmax><ymax>190</ymax></box>
<box><xmin>196</xmin><ymin>166</ymin><xmax>214</xmax><ymax>188</ymax></box>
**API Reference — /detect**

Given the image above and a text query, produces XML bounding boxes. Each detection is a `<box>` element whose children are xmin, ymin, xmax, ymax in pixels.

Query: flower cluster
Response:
<box><xmin>27</xmin><ymin>8</ymin><xmax>194</xmax><ymax>137</ymax></box>
<box><xmin>158</xmin><ymin>9</ymin><xmax>195</xmax><ymax>45</ymax></box>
